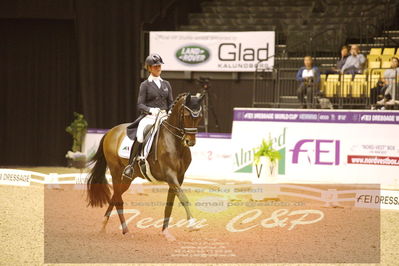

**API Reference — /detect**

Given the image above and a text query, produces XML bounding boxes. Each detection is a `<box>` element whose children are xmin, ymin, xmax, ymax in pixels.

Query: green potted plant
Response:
<box><xmin>253</xmin><ymin>139</ymin><xmax>281</xmax><ymax>179</ymax></box>
<box><xmin>65</xmin><ymin>112</ymin><xmax>88</xmax><ymax>169</ymax></box>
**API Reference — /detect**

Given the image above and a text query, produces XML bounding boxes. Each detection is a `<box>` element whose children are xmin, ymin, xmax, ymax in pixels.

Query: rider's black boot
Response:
<box><xmin>122</xmin><ymin>141</ymin><xmax>142</xmax><ymax>180</ymax></box>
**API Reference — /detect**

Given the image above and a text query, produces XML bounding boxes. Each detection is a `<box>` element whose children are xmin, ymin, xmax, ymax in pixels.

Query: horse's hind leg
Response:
<box><xmin>112</xmin><ymin>168</ymin><xmax>133</xmax><ymax>235</ymax></box>
<box><xmin>108</xmin><ymin>166</ymin><xmax>133</xmax><ymax>235</ymax></box>
<box><xmin>114</xmin><ymin>184</ymin><xmax>132</xmax><ymax>235</ymax></box>
<box><xmin>100</xmin><ymin>195</ymin><xmax>115</xmax><ymax>233</ymax></box>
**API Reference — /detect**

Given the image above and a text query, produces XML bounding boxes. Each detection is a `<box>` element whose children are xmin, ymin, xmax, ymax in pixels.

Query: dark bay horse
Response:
<box><xmin>86</xmin><ymin>93</ymin><xmax>204</xmax><ymax>241</ymax></box>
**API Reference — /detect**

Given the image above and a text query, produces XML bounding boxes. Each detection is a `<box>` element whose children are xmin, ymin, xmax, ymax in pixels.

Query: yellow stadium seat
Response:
<box><xmin>369</xmin><ymin>48</ymin><xmax>382</xmax><ymax>55</ymax></box>
<box><xmin>371</xmin><ymin>68</ymin><xmax>386</xmax><ymax>77</ymax></box>
<box><xmin>380</xmin><ymin>55</ymin><xmax>392</xmax><ymax>62</ymax></box>
<box><xmin>340</xmin><ymin>74</ymin><xmax>352</xmax><ymax>97</ymax></box>
<box><xmin>396</xmin><ymin>48</ymin><xmax>399</xmax><ymax>56</ymax></box>
<box><xmin>382</xmin><ymin>60</ymin><xmax>391</xmax><ymax>68</ymax></box>
<box><xmin>383</xmin><ymin>48</ymin><xmax>395</xmax><ymax>55</ymax></box>
<box><xmin>367</xmin><ymin>54</ymin><xmax>380</xmax><ymax>62</ymax></box>
<box><xmin>352</xmin><ymin>74</ymin><xmax>366</xmax><ymax>97</ymax></box>
<box><xmin>368</xmin><ymin>61</ymin><xmax>381</xmax><ymax>69</ymax></box>
<box><xmin>320</xmin><ymin>74</ymin><xmax>326</xmax><ymax>93</ymax></box>
<box><xmin>325</xmin><ymin>74</ymin><xmax>339</xmax><ymax>97</ymax></box>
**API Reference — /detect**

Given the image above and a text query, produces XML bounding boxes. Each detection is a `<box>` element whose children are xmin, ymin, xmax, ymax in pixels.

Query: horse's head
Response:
<box><xmin>181</xmin><ymin>93</ymin><xmax>204</xmax><ymax>146</ymax></box>
<box><xmin>167</xmin><ymin>93</ymin><xmax>204</xmax><ymax>147</ymax></box>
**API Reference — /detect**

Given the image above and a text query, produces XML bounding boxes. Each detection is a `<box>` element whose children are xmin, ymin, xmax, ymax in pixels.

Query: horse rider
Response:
<box><xmin>122</xmin><ymin>53</ymin><xmax>174</xmax><ymax>179</ymax></box>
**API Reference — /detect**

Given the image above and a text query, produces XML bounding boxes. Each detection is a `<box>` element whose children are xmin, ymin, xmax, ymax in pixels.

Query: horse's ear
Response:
<box><xmin>185</xmin><ymin>94</ymin><xmax>191</xmax><ymax>105</ymax></box>
<box><xmin>199</xmin><ymin>93</ymin><xmax>205</xmax><ymax>102</ymax></box>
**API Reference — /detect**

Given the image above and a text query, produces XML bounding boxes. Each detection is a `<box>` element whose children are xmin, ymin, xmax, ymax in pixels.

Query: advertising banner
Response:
<box><xmin>231</xmin><ymin>108</ymin><xmax>399</xmax><ymax>187</ymax></box>
<box><xmin>356</xmin><ymin>190</ymin><xmax>399</xmax><ymax>210</ymax></box>
<box><xmin>149</xmin><ymin>31</ymin><xmax>275</xmax><ymax>72</ymax></box>
<box><xmin>0</xmin><ymin>169</ymin><xmax>31</xmax><ymax>186</ymax></box>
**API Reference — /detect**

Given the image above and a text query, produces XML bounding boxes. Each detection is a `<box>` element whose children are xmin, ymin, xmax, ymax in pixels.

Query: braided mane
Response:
<box><xmin>170</xmin><ymin>92</ymin><xmax>189</xmax><ymax>113</ymax></box>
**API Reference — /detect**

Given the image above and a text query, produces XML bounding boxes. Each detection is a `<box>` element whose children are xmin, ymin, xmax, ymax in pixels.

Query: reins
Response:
<box><xmin>160</xmin><ymin>98</ymin><xmax>202</xmax><ymax>141</ymax></box>
<box><xmin>161</xmin><ymin>120</ymin><xmax>185</xmax><ymax>140</ymax></box>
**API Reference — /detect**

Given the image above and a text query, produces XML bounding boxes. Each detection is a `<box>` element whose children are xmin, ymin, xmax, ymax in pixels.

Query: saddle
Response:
<box><xmin>119</xmin><ymin>112</ymin><xmax>167</xmax><ymax>159</ymax></box>
<box><xmin>118</xmin><ymin>112</ymin><xmax>168</xmax><ymax>183</ymax></box>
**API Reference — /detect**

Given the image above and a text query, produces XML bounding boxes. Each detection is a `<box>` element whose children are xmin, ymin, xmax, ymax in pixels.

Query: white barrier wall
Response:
<box><xmin>231</xmin><ymin>108</ymin><xmax>399</xmax><ymax>188</ymax></box>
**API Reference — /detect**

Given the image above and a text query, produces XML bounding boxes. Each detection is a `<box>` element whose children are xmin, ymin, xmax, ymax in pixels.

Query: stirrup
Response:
<box><xmin>122</xmin><ymin>165</ymin><xmax>134</xmax><ymax>180</ymax></box>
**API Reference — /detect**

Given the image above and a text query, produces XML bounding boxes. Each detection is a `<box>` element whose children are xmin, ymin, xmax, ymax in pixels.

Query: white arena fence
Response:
<box><xmin>1</xmin><ymin>168</ymin><xmax>398</xmax><ymax>211</ymax></box>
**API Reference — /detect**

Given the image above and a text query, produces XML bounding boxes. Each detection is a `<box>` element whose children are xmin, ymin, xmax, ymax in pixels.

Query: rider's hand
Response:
<box><xmin>149</xmin><ymin>107</ymin><xmax>160</xmax><ymax>115</ymax></box>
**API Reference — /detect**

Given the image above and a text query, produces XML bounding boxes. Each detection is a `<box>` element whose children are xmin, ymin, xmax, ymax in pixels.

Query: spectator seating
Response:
<box><xmin>368</xmin><ymin>61</ymin><xmax>381</xmax><ymax>69</ymax></box>
<box><xmin>366</xmin><ymin>48</ymin><xmax>398</xmax><ymax>69</ymax></box>
<box><xmin>183</xmin><ymin>0</ymin><xmax>396</xmax><ymax>54</ymax></box>
<box><xmin>323</xmin><ymin>74</ymin><xmax>368</xmax><ymax>98</ymax></box>
<box><xmin>340</xmin><ymin>74</ymin><xmax>353</xmax><ymax>97</ymax></box>
<box><xmin>352</xmin><ymin>74</ymin><xmax>367</xmax><ymax>97</ymax></box>
<box><xmin>321</xmin><ymin>47</ymin><xmax>397</xmax><ymax>105</ymax></box>
<box><xmin>382</xmin><ymin>60</ymin><xmax>392</xmax><ymax>68</ymax></box>
<box><xmin>324</xmin><ymin>74</ymin><xmax>339</xmax><ymax>97</ymax></box>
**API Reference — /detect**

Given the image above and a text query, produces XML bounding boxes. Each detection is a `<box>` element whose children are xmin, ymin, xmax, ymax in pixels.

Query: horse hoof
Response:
<box><xmin>187</xmin><ymin>226</ymin><xmax>200</xmax><ymax>232</ymax></box>
<box><xmin>186</xmin><ymin>218</ymin><xmax>201</xmax><ymax>232</ymax></box>
<box><xmin>161</xmin><ymin>229</ymin><xmax>176</xmax><ymax>242</ymax></box>
<box><xmin>123</xmin><ymin>231</ymin><xmax>134</xmax><ymax>238</ymax></box>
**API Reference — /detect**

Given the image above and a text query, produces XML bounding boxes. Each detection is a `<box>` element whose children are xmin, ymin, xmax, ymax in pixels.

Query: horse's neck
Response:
<box><xmin>161</xmin><ymin>105</ymin><xmax>185</xmax><ymax>152</ymax></box>
<box><xmin>166</xmin><ymin>105</ymin><xmax>181</xmax><ymax>127</ymax></box>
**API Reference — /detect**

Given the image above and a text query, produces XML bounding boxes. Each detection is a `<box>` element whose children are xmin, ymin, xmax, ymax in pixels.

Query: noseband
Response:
<box><xmin>182</xmin><ymin>105</ymin><xmax>202</xmax><ymax>135</ymax></box>
<box><xmin>162</xmin><ymin>104</ymin><xmax>202</xmax><ymax>140</ymax></box>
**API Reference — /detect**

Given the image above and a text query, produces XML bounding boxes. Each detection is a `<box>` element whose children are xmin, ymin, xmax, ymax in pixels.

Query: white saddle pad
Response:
<box><xmin>117</xmin><ymin>133</ymin><xmax>156</xmax><ymax>159</ymax></box>
<box><xmin>118</xmin><ymin>112</ymin><xmax>167</xmax><ymax>159</ymax></box>
<box><xmin>118</xmin><ymin>137</ymin><xmax>134</xmax><ymax>159</ymax></box>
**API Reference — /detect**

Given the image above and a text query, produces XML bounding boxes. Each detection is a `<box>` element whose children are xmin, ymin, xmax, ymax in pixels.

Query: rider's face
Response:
<box><xmin>149</xmin><ymin>65</ymin><xmax>162</xmax><ymax>77</ymax></box>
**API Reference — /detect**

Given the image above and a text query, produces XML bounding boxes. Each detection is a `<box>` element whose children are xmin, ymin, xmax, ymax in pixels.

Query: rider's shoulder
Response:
<box><xmin>140</xmin><ymin>79</ymin><xmax>151</xmax><ymax>87</ymax></box>
<box><xmin>162</xmin><ymin>79</ymin><xmax>171</xmax><ymax>86</ymax></box>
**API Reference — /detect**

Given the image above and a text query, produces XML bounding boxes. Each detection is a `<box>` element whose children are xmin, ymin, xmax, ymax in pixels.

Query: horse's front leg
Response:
<box><xmin>169</xmin><ymin>182</ymin><xmax>199</xmax><ymax>231</ymax></box>
<box><xmin>161</xmin><ymin>186</ymin><xmax>177</xmax><ymax>241</ymax></box>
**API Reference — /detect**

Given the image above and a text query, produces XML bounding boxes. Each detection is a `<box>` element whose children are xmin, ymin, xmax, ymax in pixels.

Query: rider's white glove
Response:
<box><xmin>149</xmin><ymin>107</ymin><xmax>160</xmax><ymax>115</ymax></box>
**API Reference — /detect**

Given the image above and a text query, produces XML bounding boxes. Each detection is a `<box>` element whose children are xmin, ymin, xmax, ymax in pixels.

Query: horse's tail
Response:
<box><xmin>86</xmin><ymin>134</ymin><xmax>111</xmax><ymax>208</ymax></box>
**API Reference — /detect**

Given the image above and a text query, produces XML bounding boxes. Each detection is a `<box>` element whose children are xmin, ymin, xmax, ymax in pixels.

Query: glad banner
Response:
<box><xmin>231</xmin><ymin>108</ymin><xmax>399</xmax><ymax>187</ymax></box>
<box><xmin>149</xmin><ymin>31</ymin><xmax>275</xmax><ymax>72</ymax></box>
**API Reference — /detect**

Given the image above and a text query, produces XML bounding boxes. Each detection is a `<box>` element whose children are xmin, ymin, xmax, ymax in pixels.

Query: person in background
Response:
<box><xmin>296</xmin><ymin>56</ymin><xmax>321</xmax><ymax>109</ymax></box>
<box><xmin>370</xmin><ymin>78</ymin><xmax>385</xmax><ymax>106</ymax></box>
<box><xmin>376</xmin><ymin>57</ymin><xmax>399</xmax><ymax>106</ymax></box>
<box><xmin>341</xmin><ymin>44</ymin><xmax>366</xmax><ymax>75</ymax></box>
<box><xmin>325</xmin><ymin>45</ymin><xmax>349</xmax><ymax>75</ymax></box>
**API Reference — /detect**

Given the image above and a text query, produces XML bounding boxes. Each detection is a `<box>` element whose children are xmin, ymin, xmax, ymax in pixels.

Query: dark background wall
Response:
<box><xmin>0</xmin><ymin>0</ymin><xmax>252</xmax><ymax>166</ymax></box>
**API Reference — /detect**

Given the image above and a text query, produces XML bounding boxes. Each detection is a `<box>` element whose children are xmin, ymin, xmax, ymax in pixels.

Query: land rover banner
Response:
<box><xmin>149</xmin><ymin>31</ymin><xmax>275</xmax><ymax>72</ymax></box>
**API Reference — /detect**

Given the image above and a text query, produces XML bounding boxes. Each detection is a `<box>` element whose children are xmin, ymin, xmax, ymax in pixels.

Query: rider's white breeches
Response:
<box><xmin>136</xmin><ymin>115</ymin><xmax>156</xmax><ymax>143</ymax></box>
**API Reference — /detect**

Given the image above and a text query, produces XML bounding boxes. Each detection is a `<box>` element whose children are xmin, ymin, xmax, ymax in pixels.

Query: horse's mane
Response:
<box><xmin>170</xmin><ymin>92</ymin><xmax>189</xmax><ymax>112</ymax></box>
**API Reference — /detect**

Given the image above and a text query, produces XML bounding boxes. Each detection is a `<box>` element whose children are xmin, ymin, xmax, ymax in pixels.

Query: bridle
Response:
<box><xmin>162</xmin><ymin>104</ymin><xmax>202</xmax><ymax>141</ymax></box>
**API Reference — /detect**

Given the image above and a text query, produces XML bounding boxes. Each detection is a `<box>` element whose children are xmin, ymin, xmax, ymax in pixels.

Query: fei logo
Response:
<box><xmin>290</xmin><ymin>139</ymin><xmax>340</xmax><ymax>165</ymax></box>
